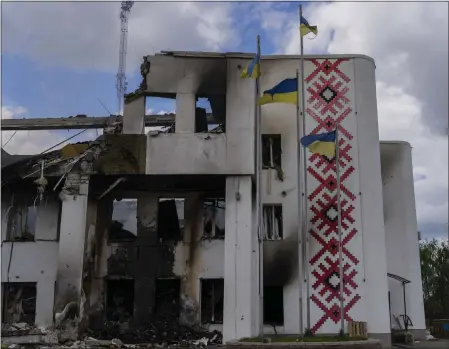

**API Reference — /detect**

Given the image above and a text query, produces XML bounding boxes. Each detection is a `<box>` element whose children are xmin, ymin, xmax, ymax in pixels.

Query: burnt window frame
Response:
<box><xmin>200</xmin><ymin>278</ymin><xmax>224</xmax><ymax>324</ymax></box>
<box><xmin>202</xmin><ymin>198</ymin><xmax>225</xmax><ymax>239</ymax></box>
<box><xmin>262</xmin><ymin>134</ymin><xmax>282</xmax><ymax>169</ymax></box>
<box><xmin>6</xmin><ymin>197</ymin><xmax>37</xmax><ymax>242</ymax></box>
<box><xmin>2</xmin><ymin>282</ymin><xmax>37</xmax><ymax>325</ymax></box>
<box><xmin>105</xmin><ymin>278</ymin><xmax>135</xmax><ymax>322</ymax></box>
<box><xmin>108</xmin><ymin>198</ymin><xmax>138</xmax><ymax>243</ymax></box>
<box><xmin>154</xmin><ymin>278</ymin><xmax>181</xmax><ymax>316</ymax></box>
<box><xmin>157</xmin><ymin>198</ymin><xmax>185</xmax><ymax>241</ymax></box>
<box><xmin>262</xmin><ymin>204</ymin><xmax>283</xmax><ymax>241</ymax></box>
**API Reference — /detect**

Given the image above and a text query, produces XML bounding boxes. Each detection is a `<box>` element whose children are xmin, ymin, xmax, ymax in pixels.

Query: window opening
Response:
<box><xmin>203</xmin><ymin>198</ymin><xmax>225</xmax><ymax>239</ymax></box>
<box><xmin>155</xmin><ymin>279</ymin><xmax>181</xmax><ymax>317</ymax></box>
<box><xmin>2</xmin><ymin>282</ymin><xmax>37</xmax><ymax>325</ymax></box>
<box><xmin>7</xmin><ymin>200</ymin><xmax>37</xmax><ymax>241</ymax></box>
<box><xmin>263</xmin><ymin>285</ymin><xmax>284</xmax><ymax>325</ymax></box>
<box><xmin>158</xmin><ymin>198</ymin><xmax>184</xmax><ymax>241</ymax></box>
<box><xmin>106</xmin><ymin>279</ymin><xmax>134</xmax><ymax>322</ymax></box>
<box><xmin>262</xmin><ymin>135</ymin><xmax>283</xmax><ymax>181</ymax></box>
<box><xmin>262</xmin><ymin>205</ymin><xmax>283</xmax><ymax>240</ymax></box>
<box><xmin>145</xmin><ymin>96</ymin><xmax>176</xmax><ymax>134</ymax></box>
<box><xmin>200</xmin><ymin>279</ymin><xmax>224</xmax><ymax>324</ymax></box>
<box><xmin>197</xmin><ymin>96</ymin><xmax>225</xmax><ymax>133</ymax></box>
<box><xmin>109</xmin><ymin>199</ymin><xmax>137</xmax><ymax>241</ymax></box>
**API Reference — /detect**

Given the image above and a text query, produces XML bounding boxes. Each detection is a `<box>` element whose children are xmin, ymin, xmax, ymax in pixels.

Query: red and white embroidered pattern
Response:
<box><xmin>305</xmin><ymin>59</ymin><xmax>360</xmax><ymax>333</ymax></box>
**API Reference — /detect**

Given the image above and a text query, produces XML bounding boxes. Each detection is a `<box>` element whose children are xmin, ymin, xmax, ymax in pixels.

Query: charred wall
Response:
<box><xmin>87</xmin><ymin>191</ymin><xmax>202</xmax><ymax>332</ymax></box>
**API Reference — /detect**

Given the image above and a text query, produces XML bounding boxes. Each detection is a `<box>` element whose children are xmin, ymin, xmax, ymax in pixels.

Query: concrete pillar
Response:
<box><xmin>223</xmin><ymin>176</ymin><xmax>260</xmax><ymax>341</ymax></box>
<box><xmin>175</xmin><ymin>93</ymin><xmax>196</xmax><ymax>133</ymax></box>
<box><xmin>54</xmin><ymin>174</ymin><xmax>89</xmax><ymax>330</ymax></box>
<box><xmin>134</xmin><ymin>195</ymin><xmax>159</xmax><ymax>326</ymax></box>
<box><xmin>180</xmin><ymin>193</ymin><xmax>202</xmax><ymax>326</ymax></box>
<box><xmin>35</xmin><ymin>280</ymin><xmax>56</xmax><ymax>326</ymax></box>
<box><xmin>123</xmin><ymin>96</ymin><xmax>146</xmax><ymax>134</ymax></box>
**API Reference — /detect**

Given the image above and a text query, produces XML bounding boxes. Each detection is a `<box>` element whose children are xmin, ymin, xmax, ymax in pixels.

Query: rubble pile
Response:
<box><xmin>91</xmin><ymin>323</ymin><xmax>222</xmax><ymax>347</ymax></box>
<box><xmin>1</xmin><ymin>319</ymin><xmax>222</xmax><ymax>349</ymax></box>
<box><xmin>91</xmin><ymin>284</ymin><xmax>222</xmax><ymax>347</ymax></box>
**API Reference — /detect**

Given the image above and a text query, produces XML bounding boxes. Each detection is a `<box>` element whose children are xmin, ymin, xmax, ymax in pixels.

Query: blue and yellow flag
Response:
<box><xmin>258</xmin><ymin>78</ymin><xmax>298</xmax><ymax>105</ymax></box>
<box><xmin>241</xmin><ymin>54</ymin><xmax>260</xmax><ymax>79</ymax></box>
<box><xmin>300</xmin><ymin>15</ymin><xmax>318</xmax><ymax>37</ymax></box>
<box><xmin>300</xmin><ymin>130</ymin><xmax>336</xmax><ymax>157</ymax></box>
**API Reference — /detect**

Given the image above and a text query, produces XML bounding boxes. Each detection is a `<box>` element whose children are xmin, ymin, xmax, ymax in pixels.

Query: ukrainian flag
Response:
<box><xmin>300</xmin><ymin>130</ymin><xmax>336</xmax><ymax>157</ymax></box>
<box><xmin>300</xmin><ymin>15</ymin><xmax>318</xmax><ymax>37</ymax></box>
<box><xmin>258</xmin><ymin>78</ymin><xmax>298</xmax><ymax>105</ymax></box>
<box><xmin>241</xmin><ymin>54</ymin><xmax>261</xmax><ymax>79</ymax></box>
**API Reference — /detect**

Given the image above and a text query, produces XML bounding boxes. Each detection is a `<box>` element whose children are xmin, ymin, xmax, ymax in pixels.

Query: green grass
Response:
<box><xmin>240</xmin><ymin>335</ymin><xmax>368</xmax><ymax>343</ymax></box>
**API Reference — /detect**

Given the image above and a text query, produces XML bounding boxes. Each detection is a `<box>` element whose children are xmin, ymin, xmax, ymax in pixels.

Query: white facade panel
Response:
<box><xmin>381</xmin><ymin>142</ymin><xmax>426</xmax><ymax>337</ymax></box>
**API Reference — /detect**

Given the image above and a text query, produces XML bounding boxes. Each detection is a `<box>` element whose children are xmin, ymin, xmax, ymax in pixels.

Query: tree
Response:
<box><xmin>419</xmin><ymin>239</ymin><xmax>449</xmax><ymax>320</ymax></box>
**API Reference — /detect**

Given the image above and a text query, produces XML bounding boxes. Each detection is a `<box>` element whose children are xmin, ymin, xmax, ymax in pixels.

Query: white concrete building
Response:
<box><xmin>1</xmin><ymin>52</ymin><xmax>425</xmax><ymax>347</ymax></box>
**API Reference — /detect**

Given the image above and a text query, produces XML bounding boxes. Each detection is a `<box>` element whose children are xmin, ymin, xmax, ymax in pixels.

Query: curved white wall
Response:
<box><xmin>381</xmin><ymin>142</ymin><xmax>426</xmax><ymax>337</ymax></box>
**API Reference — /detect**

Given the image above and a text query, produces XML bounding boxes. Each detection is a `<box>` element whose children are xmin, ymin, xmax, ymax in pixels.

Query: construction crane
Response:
<box><xmin>116</xmin><ymin>1</ymin><xmax>134</xmax><ymax>115</ymax></box>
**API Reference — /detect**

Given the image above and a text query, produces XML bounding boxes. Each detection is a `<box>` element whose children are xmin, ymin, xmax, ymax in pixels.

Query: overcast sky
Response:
<box><xmin>1</xmin><ymin>1</ymin><xmax>448</xmax><ymax>240</ymax></box>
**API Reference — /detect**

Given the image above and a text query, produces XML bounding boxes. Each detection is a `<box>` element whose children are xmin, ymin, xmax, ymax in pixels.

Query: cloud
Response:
<box><xmin>1</xmin><ymin>2</ymin><xmax>237</xmax><ymax>74</ymax></box>
<box><xmin>1</xmin><ymin>106</ymin><xmax>99</xmax><ymax>155</ymax></box>
<box><xmin>262</xmin><ymin>1</ymin><xmax>448</xmax><ymax>238</ymax></box>
<box><xmin>266</xmin><ymin>1</ymin><xmax>448</xmax><ymax>135</ymax></box>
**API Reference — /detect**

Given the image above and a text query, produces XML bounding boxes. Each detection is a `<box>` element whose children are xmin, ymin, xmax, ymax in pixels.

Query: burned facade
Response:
<box><xmin>1</xmin><ymin>52</ymin><xmax>425</xmax><ymax>347</ymax></box>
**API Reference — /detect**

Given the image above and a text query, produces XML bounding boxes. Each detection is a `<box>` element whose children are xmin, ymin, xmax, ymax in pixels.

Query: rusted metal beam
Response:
<box><xmin>0</xmin><ymin>115</ymin><xmax>182</xmax><ymax>131</ymax></box>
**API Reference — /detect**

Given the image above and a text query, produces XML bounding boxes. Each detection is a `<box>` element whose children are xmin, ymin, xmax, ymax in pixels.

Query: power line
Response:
<box><xmin>97</xmin><ymin>98</ymin><xmax>113</xmax><ymax>115</ymax></box>
<box><xmin>2</xmin><ymin>131</ymin><xmax>18</xmax><ymax>148</ymax></box>
<box><xmin>39</xmin><ymin>129</ymin><xmax>88</xmax><ymax>155</ymax></box>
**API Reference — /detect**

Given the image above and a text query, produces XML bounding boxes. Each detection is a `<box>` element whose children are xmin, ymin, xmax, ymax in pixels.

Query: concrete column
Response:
<box><xmin>180</xmin><ymin>193</ymin><xmax>202</xmax><ymax>326</ymax></box>
<box><xmin>223</xmin><ymin>176</ymin><xmax>260</xmax><ymax>341</ymax></box>
<box><xmin>54</xmin><ymin>174</ymin><xmax>89</xmax><ymax>330</ymax></box>
<box><xmin>123</xmin><ymin>96</ymin><xmax>146</xmax><ymax>134</ymax></box>
<box><xmin>36</xmin><ymin>280</ymin><xmax>56</xmax><ymax>326</ymax></box>
<box><xmin>175</xmin><ymin>93</ymin><xmax>196</xmax><ymax>133</ymax></box>
<box><xmin>134</xmin><ymin>195</ymin><xmax>158</xmax><ymax>326</ymax></box>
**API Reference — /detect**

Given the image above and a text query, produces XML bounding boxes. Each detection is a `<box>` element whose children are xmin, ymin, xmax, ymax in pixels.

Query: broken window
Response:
<box><xmin>198</xmin><ymin>96</ymin><xmax>225</xmax><ymax>133</ymax></box>
<box><xmin>158</xmin><ymin>198</ymin><xmax>184</xmax><ymax>241</ymax></box>
<box><xmin>263</xmin><ymin>285</ymin><xmax>284</xmax><ymax>325</ymax></box>
<box><xmin>200</xmin><ymin>279</ymin><xmax>224</xmax><ymax>324</ymax></box>
<box><xmin>2</xmin><ymin>282</ymin><xmax>37</xmax><ymax>325</ymax></box>
<box><xmin>262</xmin><ymin>135</ymin><xmax>282</xmax><ymax>169</ymax></box>
<box><xmin>262</xmin><ymin>135</ymin><xmax>283</xmax><ymax>181</ymax></box>
<box><xmin>109</xmin><ymin>199</ymin><xmax>137</xmax><ymax>242</ymax></box>
<box><xmin>145</xmin><ymin>96</ymin><xmax>176</xmax><ymax>134</ymax></box>
<box><xmin>7</xmin><ymin>202</ymin><xmax>37</xmax><ymax>241</ymax></box>
<box><xmin>203</xmin><ymin>198</ymin><xmax>225</xmax><ymax>239</ymax></box>
<box><xmin>262</xmin><ymin>205</ymin><xmax>283</xmax><ymax>240</ymax></box>
<box><xmin>155</xmin><ymin>279</ymin><xmax>181</xmax><ymax>317</ymax></box>
<box><xmin>106</xmin><ymin>279</ymin><xmax>134</xmax><ymax>322</ymax></box>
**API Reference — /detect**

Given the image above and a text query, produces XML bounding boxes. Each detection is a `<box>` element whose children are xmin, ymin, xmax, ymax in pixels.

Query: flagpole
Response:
<box><xmin>335</xmin><ymin>123</ymin><xmax>345</xmax><ymax>334</ymax></box>
<box><xmin>299</xmin><ymin>4</ymin><xmax>310</xmax><ymax>333</ymax></box>
<box><xmin>255</xmin><ymin>34</ymin><xmax>264</xmax><ymax>337</ymax></box>
<box><xmin>295</xmin><ymin>67</ymin><xmax>304</xmax><ymax>337</ymax></box>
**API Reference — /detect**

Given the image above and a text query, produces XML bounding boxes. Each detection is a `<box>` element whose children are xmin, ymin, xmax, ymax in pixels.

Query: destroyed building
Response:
<box><xmin>1</xmin><ymin>52</ymin><xmax>425</xmax><ymax>347</ymax></box>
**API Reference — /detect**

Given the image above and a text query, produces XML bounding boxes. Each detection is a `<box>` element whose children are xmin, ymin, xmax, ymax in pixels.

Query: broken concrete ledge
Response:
<box><xmin>1</xmin><ymin>333</ymin><xmax>59</xmax><ymax>346</ymax></box>
<box><xmin>226</xmin><ymin>339</ymin><xmax>381</xmax><ymax>349</ymax></box>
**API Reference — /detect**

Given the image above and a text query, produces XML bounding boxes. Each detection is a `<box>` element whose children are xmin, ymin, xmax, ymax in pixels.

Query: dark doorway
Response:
<box><xmin>106</xmin><ymin>279</ymin><xmax>134</xmax><ymax>321</ymax></box>
<box><xmin>263</xmin><ymin>285</ymin><xmax>284</xmax><ymax>325</ymax></box>
<box><xmin>200</xmin><ymin>279</ymin><xmax>224</xmax><ymax>324</ymax></box>
<box><xmin>155</xmin><ymin>279</ymin><xmax>181</xmax><ymax>318</ymax></box>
